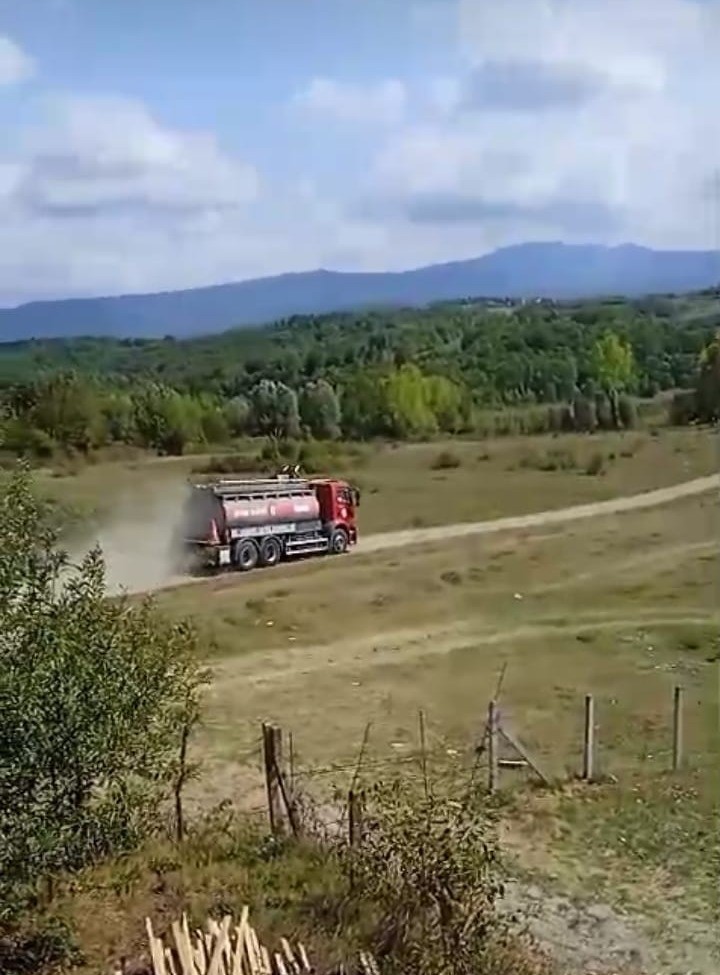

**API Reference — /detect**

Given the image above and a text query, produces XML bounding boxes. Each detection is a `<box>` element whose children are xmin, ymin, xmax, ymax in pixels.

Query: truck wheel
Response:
<box><xmin>329</xmin><ymin>528</ymin><xmax>349</xmax><ymax>555</ymax></box>
<box><xmin>234</xmin><ymin>539</ymin><xmax>258</xmax><ymax>572</ymax></box>
<box><xmin>259</xmin><ymin>536</ymin><xmax>282</xmax><ymax>568</ymax></box>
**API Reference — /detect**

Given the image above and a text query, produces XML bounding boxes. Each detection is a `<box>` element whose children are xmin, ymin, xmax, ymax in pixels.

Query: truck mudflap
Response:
<box><xmin>183</xmin><ymin>540</ymin><xmax>231</xmax><ymax>573</ymax></box>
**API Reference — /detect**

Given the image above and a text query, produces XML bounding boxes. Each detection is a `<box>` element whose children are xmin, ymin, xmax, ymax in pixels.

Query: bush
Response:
<box><xmin>585</xmin><ymin>451</ymin><xmax>606</xmax><ymax>476</ymax></box>
<box><xmin>336</xmin><ymin>781</ymin><xmax>551</xmax><ymax>975</ymax></box>
<box><xmin>430</xmin><ymin>448</ymin><xmax>462</xmax><ymax>470</ymax></box>
<box><xmin>517</xmin><ymin>447</ymin><xmax>577</xmax><ymax>472</ymax></box>
<box><xmin>0</xmin><ymin>464</ymin><xmax>205</xmax><ymax>912</ymax></box>
<box><xmin>668</xmin><ymin>390</ymin><xmax>697</xmax><ymax>427</ymax></box>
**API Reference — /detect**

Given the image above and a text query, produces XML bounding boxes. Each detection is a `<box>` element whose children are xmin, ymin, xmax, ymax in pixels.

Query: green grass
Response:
<box><xmin>31</xmin><ymin>424</ymin><xmax>720</xmax><ymax>969</ymax></box>
<box><xmin>39</xmin><ymin>425</ymin><xmax>717</xmax><ymax>539</ymax></box>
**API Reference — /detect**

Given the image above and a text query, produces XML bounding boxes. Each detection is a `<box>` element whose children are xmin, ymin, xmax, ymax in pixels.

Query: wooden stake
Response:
<box><xmin>487</xmin><ymin>699</ymin><xmax>499</xmax><ymax>794</ymax></box>
<box><xmin>582</xmin><ymin>694</ymin><xmax>595</xmax><ymax>782</ymax></box>
<box><xmin>672</xmin><ymin>685</ymin><xmax>684</xmax><ymax>771</ymax></box>
<box><xmin>262</xmin><ymin>722</ymin><xmax>283</xmax><ymax>834</ymax></box>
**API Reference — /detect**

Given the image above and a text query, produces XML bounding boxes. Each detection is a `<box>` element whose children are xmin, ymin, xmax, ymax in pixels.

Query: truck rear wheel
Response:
<box><xmin>234</xmin><ymin>539</ymin><xmax>258</xmax><ymax>572</ymax></box>
<box><xmin>329</xmin><ymin>528</ymin><xmax>349</xmax><ymax>555</ymax></box>
<box><xmin>259</xmin><ymin>536</ymin><xmax>282</xmax><ymax>568</ymax></box>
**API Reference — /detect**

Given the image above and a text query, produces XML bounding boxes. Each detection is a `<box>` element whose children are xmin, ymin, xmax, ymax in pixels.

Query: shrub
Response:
<box><xmin>0</xmin><ymin>464</ymin><xmax>205</xmax><ymax>913</ymax></box>
<box><xmin>430</xmin><ymin>448</ymin><xmax>462</xmax><ymax>470</ymax></box>
<box><xmin>336</xmin><ymin>780</ymin><xmax>551</xmax><ymax>975</ymax></box>
<box><xmin>585</xmin><ymin>451</ymin><xmax>606</xmax><ymax>476</ymax></box>
<box><xmin>668</xmin><ymin>390</ymin><xmax>697</xmax><ymax>427</ymax></box>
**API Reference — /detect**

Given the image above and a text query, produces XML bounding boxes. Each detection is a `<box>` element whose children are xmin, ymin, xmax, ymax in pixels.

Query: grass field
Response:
<box><xmin>42</xmin><ymin>425</ymin><xmax>716</xmax><ymax>537</ymax></box>
<box><xmin>39</xmin><ymin>425</ymin><xmax>720</xmax><ymax>971</ymax></box>
<box><xmin>161</xmin><ymin>486</ymin><xmax>719</xmax><ymax>971</ymax></box>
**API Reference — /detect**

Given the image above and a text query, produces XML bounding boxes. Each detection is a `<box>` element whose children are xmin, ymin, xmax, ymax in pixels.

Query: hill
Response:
<box><xmin>1</xmin><ymin>241</ymin><xmax>719</xmax><ymax>342</ymax></box>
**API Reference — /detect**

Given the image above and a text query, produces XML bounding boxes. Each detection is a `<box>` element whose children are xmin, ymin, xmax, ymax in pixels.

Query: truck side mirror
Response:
<box><xmin>352</xmin><ymin>488</ymin><xmax>361</xmax><ymax>508</ymax></box>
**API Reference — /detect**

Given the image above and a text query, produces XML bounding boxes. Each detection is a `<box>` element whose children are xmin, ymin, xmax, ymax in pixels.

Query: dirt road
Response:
<box><xmin>148</xmin><ymin>472</ymin><xmax>719</xmax><ymax>594</ymax></box>
<box><xmin>359</xmin><ymin>472</ymin><xmax>719</xmax><ymax>554</ymax></box>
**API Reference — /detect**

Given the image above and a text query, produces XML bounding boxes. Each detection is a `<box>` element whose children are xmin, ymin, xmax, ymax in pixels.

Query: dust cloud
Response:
<box><xmin>72</xmin><ymin>476</ymin><xmax>192</xmax><ymax>596</ymax></box>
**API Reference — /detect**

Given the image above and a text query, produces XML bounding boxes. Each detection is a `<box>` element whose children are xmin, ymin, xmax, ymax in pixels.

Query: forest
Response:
<box><xmin>0</xmin><ymin>292</ymin><xmax>718</xmax><ymax>460</ymax></box>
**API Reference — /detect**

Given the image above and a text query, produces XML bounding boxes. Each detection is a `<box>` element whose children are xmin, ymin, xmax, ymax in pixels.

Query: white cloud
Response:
<box><xmin>15</xmin><ymin>95</ymin><xmax>259</xmax><ymax>214</ymax></box>
<box><xmin>361</xmin><ymin>0</ymin><xmax>720</xmax><ymax>251</ymax></box>
<box><xmin>0</xmin><ymin>95</ymin><xmax>267</xmax><ymax>304</ymax></box>
<box><xmin>292</xmin><ymin>77</ymin><xmax>407</xmax><ymax>126</ymax></box>
<box><xmin>0</xmin><ymin>35</ymin><xmax>34</xmax><ymax>86</ymax></box>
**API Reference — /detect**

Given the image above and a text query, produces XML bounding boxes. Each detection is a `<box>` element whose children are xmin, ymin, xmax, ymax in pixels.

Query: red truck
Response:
<box><xmin>179</xmin><ymin>472</ymin><xmax>360</xmax><ymax>573</ymax></box>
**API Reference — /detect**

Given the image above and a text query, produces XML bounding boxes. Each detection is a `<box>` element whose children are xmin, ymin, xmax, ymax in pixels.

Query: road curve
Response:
<box><xmin>150</xmin><ymin>473</ymin><xmax>719</xmax><ymax>595</ymax></box>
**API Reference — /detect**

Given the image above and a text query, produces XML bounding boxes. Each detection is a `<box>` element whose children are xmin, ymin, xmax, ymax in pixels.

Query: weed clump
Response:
<box><xmin>585</xmin><ymin>452</ymin><xmax>606</xmax><ymax>476</ymax></box>
<box><xmin>430</xmin><ymin>449</ymin><xmax>462</xmax><ymax>470</ymax></box>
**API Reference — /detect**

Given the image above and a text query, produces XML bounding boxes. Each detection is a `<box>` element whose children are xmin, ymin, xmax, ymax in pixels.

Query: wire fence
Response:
<box><xmin>185</xmin><ymin>680</ymin><xmax>707</xmax><ymax>843</ymax></box>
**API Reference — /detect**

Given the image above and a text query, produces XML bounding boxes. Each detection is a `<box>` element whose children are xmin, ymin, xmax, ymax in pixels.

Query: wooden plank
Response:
<box><xmin>260</xmin><ymin>945</ymin><xmax>272</xmax><ymax>975</ymax></box>
<box><xmin>164</xmin><ymin>947</ymin><xmax>179</xmax><ymax>975</ymax></box>
<box><xmin>280</xmin><ymin>938</ymin><xmax>300</xmax><ymax>975</ymax></box>
<box><xmin>232</xmin><ymin>907</ymin><xmax>250</xmax><ymax>975</ymax></box>
<box><xmin>498</xmin><ymin>725</ymin><xmax>551</xmax><ymax>787</ymax></box>
<box><xmin>171</xmin><ymin>919</ymin><xmax>197</xmax><ymax>975</ymax></box>
<box><xmin>146</xmin><ymin>918</ymin><xmax>168</xmax><ymax>975</ymax></box>
<box><xmin>296</xmin><ymin>943</ymin><xmax>311</xmax><ymax>973</ymax></box>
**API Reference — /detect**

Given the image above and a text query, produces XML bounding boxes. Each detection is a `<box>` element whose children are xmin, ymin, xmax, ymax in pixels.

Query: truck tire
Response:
<box><xmin>234</xmin><ymin>539</ymin><xmax>258</xmax><ymax>572</ymax></box>
<box><xmin>329</xmin><ymin>527</ymin><xmax>349</xmax><ymax>555</ymax></box>
<box><xmin>259</xmin><ymin>536</ymin><xmax>282</xmax><ymax>568</ymax></box>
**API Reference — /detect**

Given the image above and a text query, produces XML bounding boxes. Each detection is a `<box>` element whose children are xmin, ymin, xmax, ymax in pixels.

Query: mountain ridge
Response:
<box><xmin>1</xmin><ymin>241</ymin><xmax>718</xmax><ymax>342</ymax></box>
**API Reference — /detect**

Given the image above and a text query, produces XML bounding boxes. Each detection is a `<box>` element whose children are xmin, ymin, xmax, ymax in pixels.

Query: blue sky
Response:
<box><xmin>0</xmin><ymin>0</ymin><xmax>718</xmax><ymax>306</ymax></box>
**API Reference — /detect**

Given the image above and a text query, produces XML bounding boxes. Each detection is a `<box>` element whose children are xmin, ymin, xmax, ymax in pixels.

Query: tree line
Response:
<box><xmin>0</xmin><ymin>292</ymin><xmax>717</xmax><ymax>402</ymax></box>
<box><xmin>0</xmin><ymin>342</ymin><xmax>642</xmax><ymax>461</ymax></box>
<box><xmin>1</xmin><ymin>297</ymin><xmax>718</xmax><ymax>460</ymax></box>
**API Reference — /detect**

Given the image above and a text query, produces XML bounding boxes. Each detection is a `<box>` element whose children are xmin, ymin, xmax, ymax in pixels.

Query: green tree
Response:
<box><xmin>132</xmin><ymin>384</ymin><xmax>202</xmax><ymax>455</ymax></box>
<box><xmin>223</xmin><ymin>395</ymin><xmax>252</xmax><ymax>436</ymax></box>
<box><xmin>591</xmin><ymin>331</ymin><xmax>636</xmax><ymax>428</ymax></box>
<box><xmin>31</xmin><ymin>374</ymin><xmax>107</xmax><ymax>453</ymax></box>
<box><xmin>424</xmin><ymin>374</ymin><xmax>468</xmax><ymax>433</ymax></box>
<box><xmin>299</xmin><ymin>379</ymin><xmax>342</xmax><ymax>439</ymax></box>
<box><xmin>248</xmin><ymin>380</ymin><xmax>301</xmax><ymax>439</ymax></box>
<box><xmin>384</xmin><ymin>364</ymin><xmax>437</xmax><ymax>438</ymax></box>
<box><xmin>340</xmin><ymin>370</ymin><xmax>388</xmax><ymax>438</ymax></box>
<box><xmin>696</xmin><ymin>332</ymin><xmax>720</xmax><ymax>423</ymax></box>
<box><xmin>0</xmin><ymin>465</ymin><xmax>204</xmax><ymax>911</ymax></box>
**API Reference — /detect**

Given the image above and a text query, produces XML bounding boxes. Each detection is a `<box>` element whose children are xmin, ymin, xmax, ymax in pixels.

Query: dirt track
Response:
<box><xmin>359</xmin><ymin>472</ymin><xmax>720</xmax><ymax>554</ymax></box>
<box><xmin>149</xmin><ymin>472</ymin><xmax>719</xmax><ymax>594</ymax></box>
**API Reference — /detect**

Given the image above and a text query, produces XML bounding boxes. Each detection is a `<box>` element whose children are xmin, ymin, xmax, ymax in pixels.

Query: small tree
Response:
<box><xmin>696</xmin><ymin>332</ymin><xmax>720</xmax><ymax>423</ymax></box>
<box><xmin>591</xmin><ymin>331</ymin><xmax>636</xmax><ymax>428</ymax></box>
<box><xmin>299</xmin><ymin>379</ymin><xmax>342</xmax><ymax>440</ymax></box>
<box><xmin>248</xmin><ymin>380</ymin><xmax>301</xmax><ymax>440</ymax></box>
<box><xmin>0</xmin><ymin>464</ymin><xmax>205</xmax><ymax>913</ymax></box>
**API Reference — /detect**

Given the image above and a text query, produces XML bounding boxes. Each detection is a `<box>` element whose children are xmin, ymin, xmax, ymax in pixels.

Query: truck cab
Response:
<box><xmin>309</xmin><ymin>478</ymin><xmax>359</xmax><ymax>548</ymax></box>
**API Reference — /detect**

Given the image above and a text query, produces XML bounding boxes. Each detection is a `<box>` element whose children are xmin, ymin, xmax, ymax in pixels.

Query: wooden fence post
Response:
<box><xmin>262</xmin><ymin>722</ymin><xmax>283</xmax><ymax>835</ymax></box>
<box><xmin>582</xmin><ymin>694</ymin><xmax>595</xmax><ymax>782</ymax></box>
<box><xmin>672</xmin><ymin>685</ymin><xmax>684</xmax><ymax>771</ymax></box>
<box><xmin>487</xmin><ymin>700</ymin><xmax>499</xmax><ymax>794</ymax></box>
<box><xmin>348</xmin><ymin>789</ymin><xmax>364</xmax><ymax>847</ymax></box>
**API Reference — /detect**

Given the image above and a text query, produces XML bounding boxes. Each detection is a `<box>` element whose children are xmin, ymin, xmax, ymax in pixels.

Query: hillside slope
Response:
<box><xmin>1</xmin><ymin>241</ymin><xmax>718</xmax><ymax>341</ymax></box>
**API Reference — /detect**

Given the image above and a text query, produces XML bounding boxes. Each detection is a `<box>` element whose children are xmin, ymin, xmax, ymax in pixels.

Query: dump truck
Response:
<box><xmin>178</xmin><ymin>472</ymin><xmax>360</xmax><ymax>573</ymax></box>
